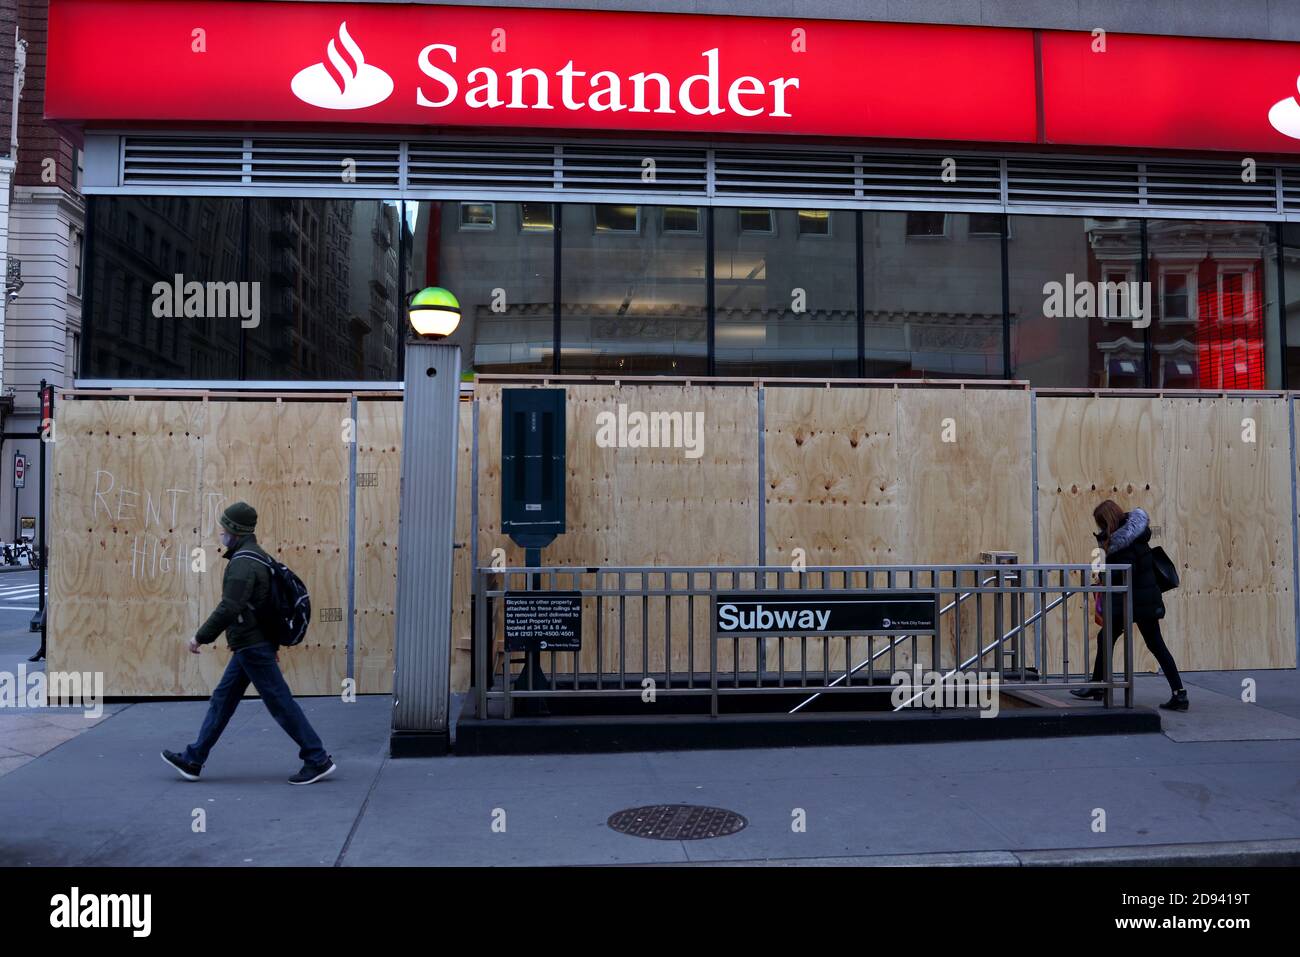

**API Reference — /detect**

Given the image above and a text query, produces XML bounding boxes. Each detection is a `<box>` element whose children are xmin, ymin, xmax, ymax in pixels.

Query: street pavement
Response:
<box><xmin>1</xmin><ymin>609</ymin><xmax>1297</xmax><ymax>865</ymax></box>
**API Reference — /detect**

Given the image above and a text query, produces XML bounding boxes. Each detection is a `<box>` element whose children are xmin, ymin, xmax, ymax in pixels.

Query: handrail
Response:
<box><xmin>891</xmin><ymin>588</ymin><xmax>1090</xmax><ymax>711</ymax></box>
<box><xmin>789</xmin><ymin>573</ymin><xmax>1000</xmax><ymax>714</ymax></box>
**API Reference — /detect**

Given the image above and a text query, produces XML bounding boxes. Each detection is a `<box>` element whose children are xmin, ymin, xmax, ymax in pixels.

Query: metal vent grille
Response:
<box><xmin>107</xmin><ymin>133</ymin><xmax>1300</xmax><ymax>220</ymax></box>
<box><xmin>859</xmin><ymin>153</ymin><xmax>1000</xmax><ymax>203</ymax></box>
<box><xmin>122</xmin><ymin>137</ymin><xmax>246</xmax><ymax>184</ymax></box>
<box><xmin>560</xmin><ymin>145</ymin><xmax>707</xmax><ymax>193</ymax></box>
<box><xmin>248</xmin><ymin>138</ymin><xmax>400</xmax><ymax>187</ymax></box>
<box><xmin>1144</xmin><ymin>162</ymin><xmax>1277</xmax><ymax>210</ymax></box>
<box><xmin>714</xmin><ymin>149</ymin><xmax>858</xmax><ymax>198</ymax></box>
<box><xmin>1006</xmin><ymin>158</ymin><xmax>1141</xmax><ymax>207</ymax></box>
<box><xmin>1282</xmin><ymin>169</ymin><xmax>1300</xmax><ymax>213</ymax></box>
<box><xmin>406</xmin><ymin>141</ymin><xmax>557</xmax><ymax>190</ymax></box>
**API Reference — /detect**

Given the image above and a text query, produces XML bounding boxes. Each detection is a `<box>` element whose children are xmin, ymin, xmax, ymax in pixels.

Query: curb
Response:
<box><xmin>646</xmin><ymin>838</ymin><xmax>1300</xmax><ymax>867</ymax></box>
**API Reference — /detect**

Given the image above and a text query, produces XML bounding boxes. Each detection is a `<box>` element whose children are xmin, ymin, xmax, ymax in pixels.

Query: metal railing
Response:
<box><xmin>472</xmin><ymin>563</ymin><xmax>1134</xmax><ymax>719</ymax></box>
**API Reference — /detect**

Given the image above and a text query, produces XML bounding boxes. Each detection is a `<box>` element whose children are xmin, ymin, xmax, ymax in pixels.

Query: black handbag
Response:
<box><xmin>1151</xmin><ymin>546</ymin><xmax>1179</xmax><ymax>592</ymax></box>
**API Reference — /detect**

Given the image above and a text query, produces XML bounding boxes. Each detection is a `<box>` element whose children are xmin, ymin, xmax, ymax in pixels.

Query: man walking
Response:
<box><xmin>162</xmin><ymin>502</ymin><xmax>336</xmax><ymax>785</ymax></box>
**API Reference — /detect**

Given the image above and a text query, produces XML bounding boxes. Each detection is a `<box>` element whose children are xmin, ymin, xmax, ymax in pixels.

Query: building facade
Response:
<box><xmin>42</xmin><ymin>0</ymin><xmax>1300</xmax><ymax>392</ymax></box>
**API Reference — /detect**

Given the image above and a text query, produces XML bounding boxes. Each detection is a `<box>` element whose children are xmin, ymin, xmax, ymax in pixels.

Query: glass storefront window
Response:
<box><xmin>85</xmin><ymin>196</ymin><xmax>243</xmax><ymax>379</ymax></box>
<box><xmin>245</xmin><ymin>199</ymin><xmax>401</xmax><ymax>381</ymax></box>
<box><xmin>1147</xmin><ymin>219</ymin><xmax>1276</xmax><ymax>390</ymax></box>
<box><xmin>865</xmin><ymin>211</ymin><xmax>1003</xmax><ymax>378</ymax></box>
<box><xmin>714</xmin><ymin>207</ymin><xmax>856</xmax><ymax>377</ymax></box>
<box><xmin>1282</xmin><ymin>224</ymin><xmax>1300</xmax><ymax>388</ymax></box>
<box><xmin>409</xmin><ymin>201</ymin><xmax>555</xmax><ymax>374</ymax></box>
<box><xmin>1008</xmin><ymin>216</ymin><xmax>1143</xmax><ymax>388</ymax></box>
<box><xmin>561</xmin><ymin>204</ymin><xmax>707</xmax><ymax>374</ymax></box>
<box><xmin>82</xmin><ymin>194</ymin><xmax>1293</xmax><ymax>389</ymax></box>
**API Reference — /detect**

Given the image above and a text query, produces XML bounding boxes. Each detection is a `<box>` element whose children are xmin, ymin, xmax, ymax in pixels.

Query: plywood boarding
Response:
<box><xmin>1037</xmin><ymin>395</ymin><xmax>1294</xmax><ymax>675</ymax></box>
<box><xmin>50</xmin><ymin>398</ymin><xmax>207</xmax><ymax>695</ymax></box>
<box><xmin>50</xmin><ymin>396</ymin><xmax>353</xmax><ymax>696</ymax></box>
<box><xmin>472</xmin><ymin>384</ymin><xmax>759</xmax><ymax>681</ymax></box>
<box><xmin>763</xmin><ymin>386</ymin><xmax>1034</xmax><ymax>673</ymax></box>
<box><xmin>353</xmin><ymin>398</ymin><xmax>402</xmax><ymax>695</ymax></box>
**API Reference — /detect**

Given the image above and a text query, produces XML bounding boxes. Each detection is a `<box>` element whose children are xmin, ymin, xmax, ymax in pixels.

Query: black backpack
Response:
<box><xmin>232</xmin><ymin>550</ymin><xmax>311</xmax><ymax>647</ymax></box>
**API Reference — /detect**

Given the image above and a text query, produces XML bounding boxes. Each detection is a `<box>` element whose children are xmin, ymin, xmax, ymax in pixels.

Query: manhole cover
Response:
<box><xmin>607</xmin><ymin>804</ymin><xmax>747</xmax><ymax>840</ymax></box>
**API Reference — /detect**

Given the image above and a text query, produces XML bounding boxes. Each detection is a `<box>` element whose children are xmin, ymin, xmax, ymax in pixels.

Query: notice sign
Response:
<box><xmin>504</xmin><ymin>591</ymin><xmax>583</xmax><ymax>652</ymax></box>
<box><xmin>715</xmin><ymin>591</ymin><xmax>938</xmax><ymax>637</ymax></box>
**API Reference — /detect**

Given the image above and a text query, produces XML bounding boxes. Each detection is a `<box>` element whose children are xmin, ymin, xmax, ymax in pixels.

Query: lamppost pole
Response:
<box><xmin>390</xmin><ymin>288</ymin><xmax>462</xmax><ymax>757</ymax></box>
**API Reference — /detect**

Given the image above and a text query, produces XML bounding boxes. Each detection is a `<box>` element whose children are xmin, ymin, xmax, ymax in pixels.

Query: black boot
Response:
<box><xmin>1070</xmin><ymin>687</ymin><xmax>1105</xmax><ymax>700</ymax></box>
<box><xmin>1159</xmin><ymin>689</ymin><xmax>1189</xmax><ymax>712</ymax></box>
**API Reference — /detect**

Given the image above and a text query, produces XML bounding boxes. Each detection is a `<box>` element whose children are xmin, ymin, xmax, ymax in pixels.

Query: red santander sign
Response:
<box><xmin>44</xmin><ymin>0</ymin><xmax>1300</xmax><ymax>153</ymax></box>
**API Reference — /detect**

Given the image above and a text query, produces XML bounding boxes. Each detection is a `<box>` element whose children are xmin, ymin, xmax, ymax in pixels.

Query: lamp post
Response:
<box><xmin>390</xmin><ymin>287</ymin><xmax>462</xmax><ymax>757</ymax></box>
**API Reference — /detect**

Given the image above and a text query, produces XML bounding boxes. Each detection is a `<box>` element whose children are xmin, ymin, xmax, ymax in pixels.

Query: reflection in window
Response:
<box><xmin>797</xmin><ymin>210</ymin><xmax>830</xmax><ymax>237</ymax></box>
<box><xmin>663</xmin><ymin>206</ymin><xmax>701</xmax><ymax>234</ymax></box>
<box><xmin>459</xmin><ymin>202</ymin><xmax>496</xmax><ymax>230</ymax></box>
<box><xmin>410</xmin><ymin>202</ymin><xmax>554</xmax><ymax>374</ymax></box>
<box><xmin>866</xmin><ymin>212</ymin><xmax>1002</xmax><ymax>378</ymax></box>
<box><xmin>715</xmin><ymin>207</ymin><xmax>856</xmax><ymax>377</ymax></box>
<box><xmin>562</xmin><ymin>204</ymin><xmax>706</xmax><ymax>374</ymax></box>
<box><xmin>520</xmin><ymin>203</ymin><xmax>555</xmax><ymax>231</ymax></box>
<box><xmin>593</xmin><ymin>204</ymin><xmax>639</xmax><ymax>233</ymax></box>
<box><xmin>738</xmin><ymin>208</ymin><xmax>775</xmax><ymax>234</ymax></box>
<box><xmin>1009</xmin><ymin>216</ymin><xmax>1142</xmax><ymax>388</ymax></box>
<box><xmin>245</xmin><ymin>199</ymin><xmax>401</xmax><ymax>380</ymax></box>
<box><xmin>967</xmin><ymin>214</ymin><xmax>1004</xmax><ymax>237</ymax></box>
<box><xmin>1148</xmin><ymin>219</ymin><xmax>1273</xmax><ymax>390</ymax></box>
<box><xmin>85</xmin><ymin>196</ymin><xmax>243</xmax><ymax>379</ymax></box>
<box><xmin>905</xmin><ymin>211</ymin><xmax>947</xmax><ymax>238</ymax></box>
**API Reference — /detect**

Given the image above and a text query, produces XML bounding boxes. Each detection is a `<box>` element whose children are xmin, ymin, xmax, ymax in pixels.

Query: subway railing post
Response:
<box><xmin>390</xmin><ymin>340</ymin><xmax>460</xmax><ymax>757</ymax></box>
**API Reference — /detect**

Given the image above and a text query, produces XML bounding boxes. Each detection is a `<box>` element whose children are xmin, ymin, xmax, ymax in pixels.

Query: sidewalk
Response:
<box><xmin>0</xmin><ymin>664</ymin><xmax>1297</xmax><ymax>866</ymax></box>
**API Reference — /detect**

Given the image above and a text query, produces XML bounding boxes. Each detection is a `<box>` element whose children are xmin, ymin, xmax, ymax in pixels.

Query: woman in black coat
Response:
<box><xmin>1071</xmin><ymin>499</ymin><xmax>1189</xmax><ymax>711</ymax></box>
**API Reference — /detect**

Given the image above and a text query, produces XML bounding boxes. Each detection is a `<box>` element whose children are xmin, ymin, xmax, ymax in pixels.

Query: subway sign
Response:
<box><xmin>45</xmin><ymin>0</ymin><xmax>1300</xmax><ymax>152</ymax></box>
<box><xmin>714</xmin><ymin>592</ymin><xmax>938</xmax><ymax>637</ymax></box>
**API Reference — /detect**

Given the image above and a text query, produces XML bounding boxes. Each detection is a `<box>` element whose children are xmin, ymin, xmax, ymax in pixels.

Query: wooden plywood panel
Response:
<box><xmin>1035</xmin><ymin>396</ymin><xmax>1164</xmax><ymax>678</ymax></box>
<box><xmin>474</xmin><ymin>384</ymin><xmax>759</xmax><ymax>681</ymax></box>
<box><xmin>451</xmin><ymin>399</ymin><xmax>475</xmax><ymax>693</ymax></box>
<box><xmin>1037</xmin><ymin>394</ymin><xmax>1294</xmax><ymax>677</ymax></box>
<box><xmin>49</xmin><ymin>399</ymin><xmax>207</xmax><ymax>695</ymax></box>
<box><xmin>354</xmin><ymin>399</ymin><xmax>402</xmax><ymax>694</ymax></box>
<box><xmin>201</xmin><ymin>400</ymin><xmax>349</xmax><ymax>695</ymax></box>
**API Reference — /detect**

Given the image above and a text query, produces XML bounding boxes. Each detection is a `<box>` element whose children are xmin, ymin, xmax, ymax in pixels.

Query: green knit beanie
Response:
<box><xmin>219</xmin><ymin>501</ymin><xmax>258</xmax><ymax>535</ymax></box>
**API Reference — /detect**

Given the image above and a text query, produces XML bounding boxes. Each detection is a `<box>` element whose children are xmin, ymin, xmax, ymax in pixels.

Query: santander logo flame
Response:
<box><xmin>291</xmin><ymin>22</ymin><xmax>393</xmax><ymax>110</ymax></box>
<box><xmin>1268</xmin><ymin>75</ymin><xmax>1300</xmax><ymax>139</ymax></box>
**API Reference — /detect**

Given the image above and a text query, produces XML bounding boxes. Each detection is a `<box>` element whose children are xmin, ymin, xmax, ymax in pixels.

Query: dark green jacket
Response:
<box><xmin>196</xmin><ymin>534</ymin><xmax>273</xmax><ymax>651</ymax></box>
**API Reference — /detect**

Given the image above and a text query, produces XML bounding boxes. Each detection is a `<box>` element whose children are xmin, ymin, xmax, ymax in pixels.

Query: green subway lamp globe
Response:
<box><xmin>407</xmin><ymin>286</ymin><xmax>461</xmax><ymax>338</ymax></box>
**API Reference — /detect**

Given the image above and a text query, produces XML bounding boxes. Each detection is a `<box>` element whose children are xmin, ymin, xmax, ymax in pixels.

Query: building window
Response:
<box><xmin>1158</xmin><ymin>269</ymin><xmax>1194</xmax><ymax>324</ymax></box>
<box><xmin>797</xmin><ymin>210</ymin><xmax>831</xmax><ymax>237</ymax></box>
<box><xmin>905</xmin><ymin>211</ymin><xmax>947</xmax><ymax>238</ymax></box>
<box><xmin>738</xmin><ymin>208</ymin><xmax>775</xmax><ymax>234</ymax></box>
<box><xmin>593</xmin><ymin>204</ymin><xmax>639</xmax><ymax>233</ymax></box>
<box><xmin>520</xmin><ymin>203</ymin><xmax>555</xmax><ymax>231</ymax></box>
<box><xmin>458</xmin><ymin>202</ymin><xmax>496</xmax><ymax>230</ymax></box>
<box><xmin>662</xmin><ymin>206</ymin><xmax>702</xmax><ymax>234</ymax></box>
<box><xmin>70</xmin><ymin>228</ymin><xmax>84</xmax><ymax>297</ymax></box>
<box><xmin>968</xmin><ymin>214</ymin><xmax>1004</xmax><ymax>237</ymax></box>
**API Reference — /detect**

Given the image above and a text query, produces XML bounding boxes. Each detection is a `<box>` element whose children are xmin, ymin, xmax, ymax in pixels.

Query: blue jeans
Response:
<box><xmin>184</xmin><ymin>642</ymin><xmax>329</xmax><ymax>768</ymax></box>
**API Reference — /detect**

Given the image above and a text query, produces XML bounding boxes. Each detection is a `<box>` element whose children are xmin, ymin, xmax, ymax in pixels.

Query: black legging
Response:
<box><xmin>1090</xmin><ymin>617</ymin><xmax>1183</xmax><ymax>694</ymax></box>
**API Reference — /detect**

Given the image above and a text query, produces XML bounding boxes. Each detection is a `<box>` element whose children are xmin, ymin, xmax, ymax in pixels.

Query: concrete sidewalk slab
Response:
<box><xmin>0</xmin><ymin>669</ymin><xmax>1297</xmax><ymax>866</ymax></box>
